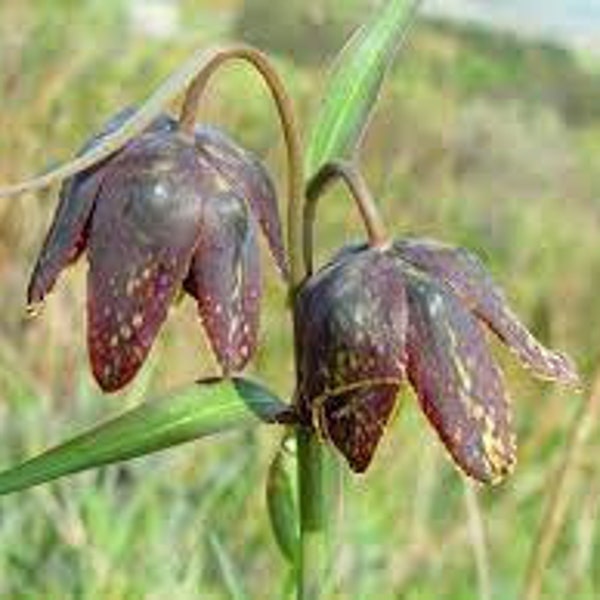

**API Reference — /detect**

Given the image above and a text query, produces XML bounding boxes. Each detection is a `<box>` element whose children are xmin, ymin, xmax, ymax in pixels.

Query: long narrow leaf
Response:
<box><xmin>306</xmin><ymin>0</ymin><xmax>421</xmax><ymax>177</ymax></box>
<box><xmin>0</xmin><ymin>377</ymin><xmax>289</xmax><ymax>496</ymax></box>
<box><xmin>209</xmin><ymin>533</ymin><xmax>251</xmax><ymax>600</ymax></box>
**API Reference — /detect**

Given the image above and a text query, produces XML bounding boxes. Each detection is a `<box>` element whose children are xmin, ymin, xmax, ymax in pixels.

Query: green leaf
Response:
<box><xmin>0</xmin><ymin>377</ymin><xmax>289</xmax><ymax>496</ymax></box>
<box><xmin>306</xmin><ymin>0</ymin><xmax>421</xmax><ymax>177</ymax></box>
<box><xmin>266</xmin><ymin>434</ymin><xmax>299</xmax><ymax>563</ymax></box>
<box><xmin>208</xmin><ymin>533</ymin><xmax>250</xmax><ymax>600</ymax></box>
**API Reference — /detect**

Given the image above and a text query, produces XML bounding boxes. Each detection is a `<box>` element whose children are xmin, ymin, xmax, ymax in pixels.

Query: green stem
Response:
<box><xmin>296</xmin><ymin>428</ymin><xmax>328</xmax><ymax>600</ymax></box>
<box><xmin>177</xmin><ymin>50</ymin><xmax>329</xmax><ymax>598</ymax></box>
<box><xmin>304</xmin><ymin>160</ymin><xmax>388</xmax><ymax>275</ymax></box>
<box><xmin>294</xmin><ymin>160</ymin><xmax>387</xmax><ymax>597</ymax></box>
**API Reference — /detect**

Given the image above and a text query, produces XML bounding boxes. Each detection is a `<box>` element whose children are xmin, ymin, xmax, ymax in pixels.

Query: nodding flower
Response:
<box><xmin>28</xmin><ymin>107</ymin><xmax>287</xmax><ymax>392</ymax></box>
<box><xmin>294</xmin><ymin>238</ymin><xmax>578</xmax><ymax>484</ymax></box>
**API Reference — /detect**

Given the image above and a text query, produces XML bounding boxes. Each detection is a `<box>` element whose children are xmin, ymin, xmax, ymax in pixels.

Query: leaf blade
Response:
<box><xmin>0</xmin><ymin>377</ymin><xmax>288</xmax><ymax>496</ymax></box>
<box><xmin>306</xmin><ymin>0</ymin><xmax>421</xmax><ymax>177</ymax></box>
<box><xmin>208</xmin><ymin>533</ymin><xmax>251</xmax><ymax>600</ymax></box>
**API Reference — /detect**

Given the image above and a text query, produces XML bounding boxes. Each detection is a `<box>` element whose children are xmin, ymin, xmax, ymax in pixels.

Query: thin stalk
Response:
<box><xmin>304</xmin><ymin>160</ymin><xmax>388</xmax><ymax>274</ymax></box>
<box><xmin>464</xmin><ymin>481</ymin><xmax>492</xmax><ymax>600</ymax></box>
<box><xmin>296</xmin><ymin>428</ymin><xmax>328</xmax><ymax>600</ymax></box>
<box><xmin>175</xmin><ymin>45</ymin><xmax>305</xmax><ymax>288</ymax></box>
<box><xmin>521</xmin><ymin>376</ymin><xmax>600</xmax><ymax>600</ymax></box>
<box><xmin>175</xmin><ymin>50</ymin><xmax>329</xmax><ymax>599</ymax></box>
<box><xmin>293</xmin><ymin>159</ymin><xmax>388</xmax><ymax>598</ymax></box>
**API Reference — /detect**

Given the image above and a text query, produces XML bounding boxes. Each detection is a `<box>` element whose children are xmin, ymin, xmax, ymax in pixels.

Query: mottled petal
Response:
<box><xmin>395</xmin><ymin>238</ymin><xmax>578</xmax><ymax>384</ymax></box>
<box><xmin>27</xmin><ymin>167</ymin><xmax>101</xmax><ymax>308</ymax></box>
<box><xmin>295</xmin><ymin>247</ymin><xmax>407</xmax><ymax>425</ymax></box>
<box><xmin>87</xmin><ymin>132</ymin><xmax>216</xmax><ymax>392</ymax></box>
<box><xmin>27</xmin><ymin>107</ymin><xmax>176</xmax><ymax>308</ymax></box>
<box><xmin>183</xmin><ymin>193</ymin><xmax>261</xmax><ymax>372</ymax></box>
<box><xmin>195</xmin><ymin>126</ymin><xmax>288</xmax><ymax>277</ymax></box>
<box><xmin>315</xmin><ymin>383</ymin><xmax>399</xmax><ymax>473</ymax></box>
<box><xmin>405</xmin><ymin>269</ymin><xmax>516</xmax><ymax>484</ymax></box>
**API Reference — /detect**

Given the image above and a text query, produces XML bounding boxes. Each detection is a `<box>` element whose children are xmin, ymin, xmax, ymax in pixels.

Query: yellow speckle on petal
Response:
<box><xmin>215</xmin><ymin>175</ymin><xmax>230</xmax><ymax>192</ymax></box>
<box><xmin>126</xmin><ymin>278</ymin><xmax>140</xmax><ymax>296</ymax></box>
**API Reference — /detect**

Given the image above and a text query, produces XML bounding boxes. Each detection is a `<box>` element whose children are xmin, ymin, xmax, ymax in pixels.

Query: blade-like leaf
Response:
<box><xmin>306</xmin><ymin>0</ymin><xmax>421</xmax><ymax>176</ymax></box>
<box><xmin>266</xmin><ymin>435</ymin><xmax>299</xmax><ymax>563</ymax></box>
<box><xmin>208</xmin><ymin>533</ymin><xmax>250</xmax><ymax>600</ymax></box>
<box><xmin>0</xmin><ymin>377</ymin><xmax>289</xmax><ymax>496</ymax></box>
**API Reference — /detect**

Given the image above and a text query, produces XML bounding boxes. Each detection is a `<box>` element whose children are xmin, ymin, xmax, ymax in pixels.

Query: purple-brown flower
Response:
<box><xmin>28</xmin><ymin>108</ymin><xmax>286</xmax><ymax>392</ymax></box>
<box><xmin>295</xmin><ymin>238</ymin><xmax>578</xmax><ymax>483</ymax></box>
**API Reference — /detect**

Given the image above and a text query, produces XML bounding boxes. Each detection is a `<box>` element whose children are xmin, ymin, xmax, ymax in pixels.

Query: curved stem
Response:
<box><xmin>174</xmin><ymin>45</ymin><xmax>305</xmax><ymax>288</ymax></box>
<box><xmin>0</xmin><ymin>43</ymin><xmax>306</xmax><ymax>287</ymax></box>
<box><xmin>0</xmin><ymin>48</ymin><xmax>304</xmax><ymax>287</ymax></box>
<box><xmin>304</xmin><ymin>160</ymin><xmax>388</xmax><ymax>275</ymax></box>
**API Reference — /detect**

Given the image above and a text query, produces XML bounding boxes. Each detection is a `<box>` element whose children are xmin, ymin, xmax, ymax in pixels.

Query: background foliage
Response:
<box><xmin>0</xmin><ymin>0</ymin><xmax>599</xmax><ymax>598</ymax></box>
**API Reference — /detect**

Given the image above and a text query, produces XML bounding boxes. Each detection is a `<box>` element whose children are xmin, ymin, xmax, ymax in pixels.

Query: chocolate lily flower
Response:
<box><xmin>28</xmin><ymin>109</ymin><xmax>286</xmax><ymax>392</ymax></box>
<box><xmin>295</xmin><ymin>239</ymin><xmax>578</xmax><ymax>483</ymax></box>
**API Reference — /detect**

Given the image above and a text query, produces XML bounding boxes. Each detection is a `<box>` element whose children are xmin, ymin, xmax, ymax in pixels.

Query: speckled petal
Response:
<box><xmin>195</xmin><ymin>126</ymin><xmax>288</xmax><ymax>277</ymax></box>
<box><xmin>87</xmin><ymin>132</ymin><xmax>215</xmax><ymax>392</ymax></box>
<box><xmin>395</xmin><ymin>238</ymin><xmax>578</xmax><ymax>384</ymax></box>
<box><xmin>316</xmin><ymin>383</ymin><xmax>399</xmax><ymax>473</ymax></box>
<box><xmin>405</xmin><ymin>268</ymin><xmax>516</xmax><ymax>484</ymax></box>
<box><xmin>27</xmin><ymin>107</ymin><xmax>176</xmax><ymax>308</ymax></box>
<box><xmin>295</xmin><ymin>248</ymin><xmax>407</xmax><ymax>468</ymax></box>
<box><xmin>183</xmin><ymin>193</ymin><xmax>261</xmax><ymax>373</ymax></box>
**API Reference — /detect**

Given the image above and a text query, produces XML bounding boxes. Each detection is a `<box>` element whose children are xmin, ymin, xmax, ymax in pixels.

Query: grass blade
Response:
<box><xmin>0</xmin><ymin>377</ymin><xmax>289</xmax><ymax>496</ymax></box>
<box><xmin>209</xmin><ymin>533</ymin><xmax>250</xmax><ymax>600</ymax></box>
<box><xmin>306</xmin><ymin>0</ymin><xmax>421</xmax><ymax>177</ymax></box>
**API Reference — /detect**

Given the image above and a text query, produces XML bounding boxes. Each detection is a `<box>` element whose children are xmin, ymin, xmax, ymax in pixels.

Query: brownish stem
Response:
<box><xmin>521</xmin><ymin>376</ymin><xmax>599</xmax><ymax>600</ymax></box>
<box><xmin>177</xmin><ymin>45</ymin><xmax>306</xmax><ymax>289</ymax></box>
<box><xmin>304</xmin><ymin>160</ymin><xmax>388</xmax><ymax>275</ymax></box>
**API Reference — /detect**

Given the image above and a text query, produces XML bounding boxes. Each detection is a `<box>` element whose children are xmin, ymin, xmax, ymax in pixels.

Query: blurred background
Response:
<box><xmin>0</xmin><ymin>0</ymin><xmax>599</xmax><ymax>598</ymax></box>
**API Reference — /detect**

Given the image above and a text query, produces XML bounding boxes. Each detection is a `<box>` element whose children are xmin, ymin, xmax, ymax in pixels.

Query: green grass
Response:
<box><xmin>0</xmin><ymin>1</ymin><xmax>599</xmax><ymax>598</ymax></box>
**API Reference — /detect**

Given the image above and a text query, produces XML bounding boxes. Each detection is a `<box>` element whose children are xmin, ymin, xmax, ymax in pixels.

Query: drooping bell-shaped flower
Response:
<box><xmin>295</xmin><ymin>239</ymin><xmax>578</xmax><ymax>483</ymax></box>
<box><xmin>28</xmin><ymin>108</ymin><xmax>286</xmax><ymax>392</ymax></box>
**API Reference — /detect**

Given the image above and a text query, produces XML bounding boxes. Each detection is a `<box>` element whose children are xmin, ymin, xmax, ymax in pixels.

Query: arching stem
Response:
<box><xmin>304</xmin><ymin>160</ymin><xmax>388</xmax><ymax>275</ymax></box>
<box><xmin>174</xmin><ymin>45</ymin><xmax>305</xmax><ymax>288</ymax></box>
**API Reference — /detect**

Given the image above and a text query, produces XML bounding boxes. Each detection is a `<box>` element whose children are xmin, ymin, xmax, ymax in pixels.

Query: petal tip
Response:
<box><xmin>456</xmin><ymin>435</ymin><xmax>517</xmax><ymax>486</ymax></box>
<box><xmin>551</xmin><ymin>351</ymin><xmax>581</xmax><ymax>388</ymax></box>
<box><xmin>90</xmin><ymin>354</ymin><xmax>137</xmax><ymax>394</ymax></box>
<box><xmin>25</xmin><ymin>301</ymin><xmax>45</xmax><ymax>320</ymax></box>
<box><xmin>522</xmin><ymin>346</ymin><xmax>581</xmax><ymax>388</ymax></box>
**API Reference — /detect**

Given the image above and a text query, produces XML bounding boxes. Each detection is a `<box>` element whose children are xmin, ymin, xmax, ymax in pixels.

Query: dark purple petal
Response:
<box><xmin>405</xmin><ymin>269</ymin><xmax>516</xmax><ymax>484</ymax></box>
<box><xmin>87</xmin><ymin>132</ymin><xmax>216</xmax><ymax>392</ymax></box>
<box><xmin>315</xmin><ymin>383</ymin><xmax>399</xmax><ymax>473</ymax></box>
<box><xmin>27</xmin><ymin>107</ymin><xmax>176</xmax><ymax>308</ymax></box>
<box><xmin>295</xmin><ymin>247</ymin><xmax>407</xmax><ymax>426</ymax></box>
<box><xmin>195</xmin><ymin>126</ymin><xmax>288</xmax><ymax>278</ymax></box>
<box><xmin>183</xmin><ymin>193</ymin><xmax>261</xmax><ymax>373</ymax></box>
<box><xmin>395</xmin><ymin>238</ymin><xmax>578</xmax><ymax>385</ymax></box>
<box><xmin>27</xmin><ymin>167</ymin><xmax>101</xmax><ymax>308</ymax></box>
